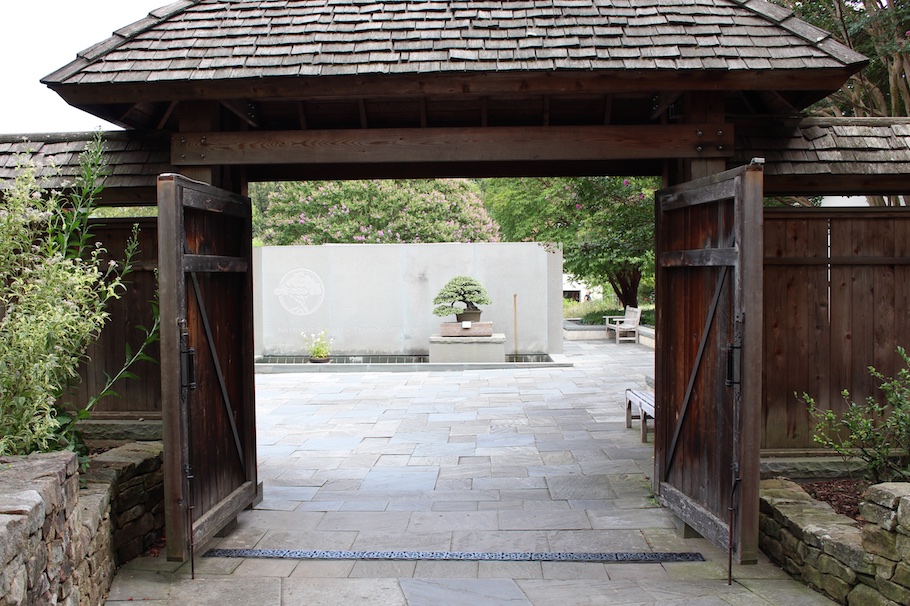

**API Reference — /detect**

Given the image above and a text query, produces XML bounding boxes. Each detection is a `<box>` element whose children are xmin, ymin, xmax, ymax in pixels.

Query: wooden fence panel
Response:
<box><xmin>762</xmin><ymin>209</ymin><xmax>910</xmax><ymax>451</ymax></box>
<box><xmin>70</xmin><ymin>218</ymin><xmax>161</xmax><ymax>419</ymax></box>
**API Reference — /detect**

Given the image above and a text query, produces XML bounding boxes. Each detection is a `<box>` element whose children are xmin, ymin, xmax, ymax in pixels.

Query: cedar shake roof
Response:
<box><xmin>40</xmin><ymin>1</ymin><xmax>868</xmax><ymax>132</ymax></box>
<box><xmin>45</xmin><ymin>0</ymin><xmax>865</xmax><ymax>86</ymax></box>
<box><xmin>733</xmin><ymin>117</ymin><xmax>910</xmax><ymax>194</ymax></box>
<box><xmin>0</xmin><ymin>132</ymin><xmax>174</xmax><ymax>203</ymax></box>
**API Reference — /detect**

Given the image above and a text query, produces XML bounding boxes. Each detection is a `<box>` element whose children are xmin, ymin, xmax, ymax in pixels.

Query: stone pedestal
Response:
<box><xmin>429</xmin><ymin>333</ymin><xmax>506</xmax><ymax>363</ymax></box>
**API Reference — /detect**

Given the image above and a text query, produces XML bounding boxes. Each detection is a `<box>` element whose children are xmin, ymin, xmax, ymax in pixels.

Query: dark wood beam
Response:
<box><xmin>171</xmin><ymin>124</ymin><xmax>734</xmax><ymax>166</ymax></box>
<box><xmin>47</xmin><ymin>69</ymin><xmax>861</xmax><ymax>106</ymax></box>
<box><xmin>157</xmin><ymin>101</ymin><xmax>179</xmax><ymax>130</ymax></box>
<box><xmin>246</xmin><ymin>158</ymin><xmax>664</xmax><ymax>181</ymax></box>
<box><xmin>358</xmin><ymin>99</ymin><xmax>368</xmax><ymax>129</ymax></box>
<box><xmin>219</xmin><ymin>100</ymin><xmax>259</xmax><ymax>128</ymax></box>
<box><xmin>650</xmin><ymin>92</ymin><xmax>682</xmax><ymax>121</ymax></box>
<box><xmin>764</xmin><ymin>174</ymin><xmax>910</xmax><ymax>196</ymax></box>
<box><xmin>296</xmin><ymin>101</ymin><xmax>308</xmax><ymax>130</ymax></box>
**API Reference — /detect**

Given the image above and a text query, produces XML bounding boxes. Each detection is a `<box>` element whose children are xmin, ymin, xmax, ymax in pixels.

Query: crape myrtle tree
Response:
<box><xmin>774</xmin><ymin>0</ymin><xmax>910</xmax><ymax>119</ymax></box>
<box><xmin>252</xmin><ymin>178</ymin><xmax>500</xmax><ymax>245</ymax></box>
<box><xmin>483</xmin><ymin>176</ymin><xmax>658</xmax><ymax>309</ymax></box>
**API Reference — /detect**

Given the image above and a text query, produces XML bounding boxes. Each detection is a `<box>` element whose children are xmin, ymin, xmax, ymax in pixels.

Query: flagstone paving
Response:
<box><xmin>105</xmin><ymin>340</ymin><xmax>835</xmax><ymax>605</ymax></box>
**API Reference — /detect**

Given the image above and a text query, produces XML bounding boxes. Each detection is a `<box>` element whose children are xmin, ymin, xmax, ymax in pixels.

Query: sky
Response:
<box><xmin>1</xmin><ymin>0</ymin><xmax>167</xmax><ymax>134</ymax></box>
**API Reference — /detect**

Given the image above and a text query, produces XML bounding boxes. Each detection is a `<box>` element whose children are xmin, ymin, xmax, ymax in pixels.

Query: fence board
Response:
<box><xmin>762</xmin><ymin>209</ymin><xmax>910</xmax><ymax>451</ymax></box>
<box><xmin>71</xmin><ymin>218</ymin><xmax>161</xmax><ymax>419</ymax></box>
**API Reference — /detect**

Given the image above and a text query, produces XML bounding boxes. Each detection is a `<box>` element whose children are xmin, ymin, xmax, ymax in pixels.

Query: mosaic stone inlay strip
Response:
<box><xmin>204</xmin><ymin>549</ymin><xmax>704</xmax><ymax>563</ymax></box>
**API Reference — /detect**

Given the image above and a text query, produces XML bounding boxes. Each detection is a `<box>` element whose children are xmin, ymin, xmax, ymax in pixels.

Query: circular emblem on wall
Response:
<box><xmin>274</xmin><ymin>268</ymin><xmax>325</xmax><ymax>316</ymax></box>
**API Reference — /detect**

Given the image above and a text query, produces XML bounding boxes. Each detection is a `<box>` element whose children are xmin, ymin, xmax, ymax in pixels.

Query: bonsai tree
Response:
<box><xmin>432</xmin><ymin>276</ymin><xmax>492</xmax><ymax>318</ymax></box>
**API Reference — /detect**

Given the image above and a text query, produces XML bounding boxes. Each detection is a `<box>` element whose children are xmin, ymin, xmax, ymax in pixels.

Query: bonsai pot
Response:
<box><xmin>455</xmin><ymin>310</ymin><xmax>482</xmax><ymax>322</ymax></box>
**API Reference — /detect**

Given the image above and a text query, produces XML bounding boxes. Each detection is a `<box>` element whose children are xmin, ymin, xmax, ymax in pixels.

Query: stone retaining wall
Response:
<box><xmin>759</xmin><ymin>478</ymin><xmax>910</xmax><ymax>606</ymax></box>
<box><xmin>0</xmin><ymin>442</ymin><xmax>164</xmax><ymax>606</ymax></box>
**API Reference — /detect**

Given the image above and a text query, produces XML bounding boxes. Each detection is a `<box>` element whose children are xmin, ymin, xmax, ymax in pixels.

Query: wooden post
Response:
<box><xmin>177</xmin><ymin>101</ymin><xmax>221</xmax><ymax>185</ymax></box>
<box><xmin>681</xmin><ymin>92</ymin><xmax>727</xmax><ymax>182</ymax></box>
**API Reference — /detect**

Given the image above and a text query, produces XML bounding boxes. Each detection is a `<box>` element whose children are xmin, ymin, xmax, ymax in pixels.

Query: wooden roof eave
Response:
<box><xmin>44</xmin><ymin>66</ymin><xmax>865</xmax><ymax>109</ymax></box>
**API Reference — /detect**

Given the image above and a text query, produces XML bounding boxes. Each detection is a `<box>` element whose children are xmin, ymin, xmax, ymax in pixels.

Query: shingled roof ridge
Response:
<box><xmin>799</xmin><ymin>116</ymin><xmax>910</xmax><ymax>127</ymax></box>
<box><xmin>0</xmin><ymin>131</ymin><xmax>154</xmax><ymax>145</ymax></box>
<box><xmin>731</xmin><ymin>0</ymin><xmax>867</xmax><ymax>67</ymax></box>
<box><xmin>41</xmin><ymin>0</ymin><xmax>203</xmax><ymax>85</ymax></box>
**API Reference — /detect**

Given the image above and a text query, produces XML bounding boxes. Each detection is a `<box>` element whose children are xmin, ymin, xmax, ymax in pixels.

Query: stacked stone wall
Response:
<box><xmin>759</xmin><ymin>478</ymin><xmax>910</xmax><ymax>606</ymax></box>
<box><xmin>0</xmin><ymin>442</ymin><xmax>163</xmax><ymax>606</ymax></box>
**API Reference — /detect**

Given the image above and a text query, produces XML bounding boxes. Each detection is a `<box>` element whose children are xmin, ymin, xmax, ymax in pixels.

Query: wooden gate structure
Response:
<box><xmin>655</xmin><ymin>165</ymin><xmax>764</xmax><ymax>564</ymax></box>
<box><xmin>157</xmin><ymin>174</ymin><xmax>258</xmax><ymax>562</ymax></box>
<box><xmin>22</xmin><ymin>0</ymin><xmax>910</xmax><ymax>564</ymax></box>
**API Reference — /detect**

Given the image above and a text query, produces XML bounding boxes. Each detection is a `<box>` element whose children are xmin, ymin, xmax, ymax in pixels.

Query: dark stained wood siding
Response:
<box><xmin>70</xmin><ymin>218</ymin><xmax>161</xmax><ymax>419</ymax></box>
<box><xmin>762</xmin><ymin>209</ymin><xmax>910</xmax><ymax>450</ymax></box>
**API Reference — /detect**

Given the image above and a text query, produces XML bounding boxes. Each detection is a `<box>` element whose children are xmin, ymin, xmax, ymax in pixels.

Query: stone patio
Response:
<box><xmin>104</xmin><ymin>340</ymin><xmax>835</xmax><ymax>605</ymax></box>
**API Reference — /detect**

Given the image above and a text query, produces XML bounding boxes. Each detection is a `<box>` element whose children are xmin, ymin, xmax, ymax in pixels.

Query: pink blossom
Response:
<box><xmin>623</xmin><ymin>179</ymin><xmax>631</xmax><ymax>186</ymax></box>
<box><xmin>576</xmin><ymin>204</ymin><xmax>582</xmax><ymax>209</ymax></box>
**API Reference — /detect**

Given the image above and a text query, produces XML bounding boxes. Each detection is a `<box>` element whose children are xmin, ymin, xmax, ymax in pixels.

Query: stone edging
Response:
<box><xmin>0</xmin><ymin>442</ymin><xmax>164</xmax><ymax>605</ymax></box>
<box><xmin>759</xmin><ymin>478</ymin><xmax>910</xmax><ymax>606</ymax></box>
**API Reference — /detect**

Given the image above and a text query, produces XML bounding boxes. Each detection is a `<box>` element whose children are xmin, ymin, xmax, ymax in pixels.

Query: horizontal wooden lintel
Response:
<box><xmin>183</xmin><ymin>254</ymin><xmax>249</xmax><ymax>273</ymax></box>
<box><xmin>660</xmin><ymin>248</ymin><xmax>738</xmax><ymax>268</ymax></box>
<box><xmin>171</xmin><ymin>124</ymin><xmax>734</xmax><ymax>166</ymax></box>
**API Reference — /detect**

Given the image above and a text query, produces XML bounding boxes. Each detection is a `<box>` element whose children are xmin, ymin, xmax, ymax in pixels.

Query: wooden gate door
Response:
<box><xmin>158</xmin><ymin>174</ymin><xmax>258</xmax><ymax>562</ymax></box>
<box><xmin>654</xmin><ymin>165</ymin><xmax>763</xmax><ymax>564</ymax></box>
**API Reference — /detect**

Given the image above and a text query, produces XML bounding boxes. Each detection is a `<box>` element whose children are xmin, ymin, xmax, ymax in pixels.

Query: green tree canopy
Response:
<box><xmin>483</xmin><ymin>176</ymin><xmax>657</xmax><ymax>308</ymax></box>
<box><xmin>253</xmin><ymin>179</ymin><xmax>500</xmax><ymax>245</ymax></box>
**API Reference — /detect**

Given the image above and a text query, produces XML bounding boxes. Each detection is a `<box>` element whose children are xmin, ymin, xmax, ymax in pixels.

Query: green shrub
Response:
<box><xmin>804</xmin><ymin>347</ymin><xmax>910</xmax><ymax>483</ymax></box>
<box><xmin>0</xmin><ymin>135</ymin><xmax>155</xmax><ymax>457</ymax></box>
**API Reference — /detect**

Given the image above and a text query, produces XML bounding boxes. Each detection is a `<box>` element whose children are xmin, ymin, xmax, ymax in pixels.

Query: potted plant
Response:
<box><xmin>432</xmin><ymin>276</ymin><xmax>492</xmax><ymax>322</ymax></box>
<box><xmin>302</xmin><ymin>330</ymin><xmax>332</xmax><ymax>363</ymax></box>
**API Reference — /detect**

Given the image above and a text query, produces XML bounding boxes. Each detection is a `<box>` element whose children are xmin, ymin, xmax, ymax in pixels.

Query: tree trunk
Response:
<box><xmin>607</xmin><ymin>266</ymin><xmax>642</xmax><ymax>309</ymax></box>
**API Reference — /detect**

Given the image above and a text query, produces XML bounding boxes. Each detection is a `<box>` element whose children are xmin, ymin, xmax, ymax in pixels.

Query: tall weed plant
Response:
<box><xmin>0</xmin><ymin>135</ymin><xmax>153</xmax><ymax>457</ymax></box>
<box><xmin>804</xmin><ymin>347</ymin><xmax>910</xmax><ymax>483</ymax></box>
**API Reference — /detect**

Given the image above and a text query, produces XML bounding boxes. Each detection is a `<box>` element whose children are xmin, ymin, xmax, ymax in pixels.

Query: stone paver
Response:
<box><xmin>105</xmin><ymin>340</ymin><xmax>835</xmax><ymax>605</ymax></box>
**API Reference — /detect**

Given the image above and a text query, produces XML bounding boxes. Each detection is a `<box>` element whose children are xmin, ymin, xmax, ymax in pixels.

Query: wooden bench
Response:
<box><xmin>605</xmin><ymin>307</ymin><xmax>642</xmax><ymax>344</ymax></box>
<box><xmin>625</xmin><ymin>388</ymin><xmax>655</xmax><ymax>443</ymax></box>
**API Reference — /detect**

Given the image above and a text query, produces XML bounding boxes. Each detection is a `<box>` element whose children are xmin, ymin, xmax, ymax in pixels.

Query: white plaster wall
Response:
<box><xmin>254</xmin><ymin>242</ymin><xmax>563</xmax><ymax>356</ymax></box>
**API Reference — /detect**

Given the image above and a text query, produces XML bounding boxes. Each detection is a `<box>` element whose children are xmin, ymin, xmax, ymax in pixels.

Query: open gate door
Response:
<box><xmin>654</xmin><ymin>165</ymin><xmax>763</xmax><ymax>564</ymax></box>
<box><xmin>158</xmin><ymin>174</ymin><xmax>259</xmax><ymax>562</ymax></box>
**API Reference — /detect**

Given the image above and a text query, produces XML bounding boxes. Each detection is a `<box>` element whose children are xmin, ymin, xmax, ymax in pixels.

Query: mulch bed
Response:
<box><xmin>798</xmin><ymin>477</ymin><xmax>870</xmax><ymax>522</ymax></box>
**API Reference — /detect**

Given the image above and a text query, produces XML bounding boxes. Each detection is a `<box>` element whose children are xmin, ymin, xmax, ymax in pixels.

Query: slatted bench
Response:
<box><xmin>625</xmin><ymin>388</ymin><xmax>655</xmax><ymax>443</ymax></box>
